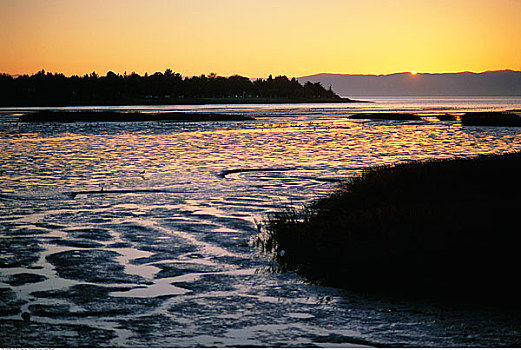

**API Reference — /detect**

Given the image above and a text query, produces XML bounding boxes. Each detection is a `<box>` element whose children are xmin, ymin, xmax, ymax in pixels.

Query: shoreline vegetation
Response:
<box><xmin>18</xmin><ymin>110</ymin><xmax>254</xmax><ymax>123</ymax></box>
<box><xmin>460</xmin><ymin>111</ymin><xmax>521</xmax><ymax>126</ymax></box>
<box><xmin>0</xmin><ymin>70</ymin><xmax>355</xmax><ymax>107</ymax></box>
<box><xmin>16</xmin><ymin>110</ymin><xmax>521</xmax><ymax>125</ymax></box>
<box><xmin>347</xmin><ymin>111</ymin><xmax>521</xmax><ymax>126</ymax></box>
<box><xmin>257</xmin><ymin>151</ymin><xmax>521</xmax><ymax>307</ymax></box>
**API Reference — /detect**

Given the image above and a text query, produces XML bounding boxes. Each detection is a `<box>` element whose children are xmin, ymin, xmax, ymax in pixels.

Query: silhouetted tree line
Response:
<box><xmin>0</xmin><ymin>69</ymin><xmax>341</xmax><ymax>106</ymax></box>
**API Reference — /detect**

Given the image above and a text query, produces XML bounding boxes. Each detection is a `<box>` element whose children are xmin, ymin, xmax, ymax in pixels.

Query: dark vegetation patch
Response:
<box><xmin>166</xmin><ymin>221</ymin><xmax>219</xmax><ymax>234</ymax></box>
<box><xmin>1</xmin><ymin>224</ymin><xmax>48</xmax><ymax>237</ymax></box>
<box><xmin>172</xmin><ymin>273</ymin><xmax>244</xmax><ymax>294</ymax></box>
<box><xmin>65</xmin><ymin>227</ymin><xmax>113</xmax><ymax>241</ymax></box>
<box><xmin>153</xmin><ymin>262</ymin><xmax>216</xmax><ymax>279</ymax></box>
<box><xmin>0</xmin><ymin>288</ymin><xmax>24</xmax><ymax>316</ymax></box>
<box><xmin>110</xmin><ymin>223</ymin><xmax>195</xmax><ymax>255</ymax></box>
<box><xmin>0</xmin><ymin>237</ymin><xmax>42</xmax><ymax>268</ymax></box>
<box><xmin>257</xmin><ymin>151</ymin><xmax>521</xmax><ymax>306</ymax></box>
<box><xmin>131</xmin><ymin>241</ymin><xmax>194</xmax><ymax>257</ymax></box>
<box><xmin>124</xmin><ymin>251</ymin><xmax>176</xmax><ymax>265</ymax></box>
<box><xmin>4</xmin><ymin>273</ymin><xmax>47</xmax><ymax>286</ymax></box>
<box><xmin>107</xmin><ymin>241</ymin><xmax>132</xmax><ymax>249</ymax></box>
<box><xmin>167</xmin><ymin>295</ymin><xmax>284</xmax><ymax>336</ymax></box>
<box><xmin>349</xmin><ymin>113</ymin><xmax>422</xmax><ymax>121</ymax></box>
<box><xmin>28</xmin><ymin>304</ymin><xmax>71</xmax><ymax>317</ymax></box>
<box><xmin>49</xmin><ymin>238</ymin><xmax>104</xmax><ymax>248</ymax></box>
<box><xmin>461</xmin><ymin>112</ymin><xmax>521</xmax><ymax>126</ymax></box>
<box><xmin>35</xmin><ymin>222</ymin><xmax>66</xmax><ymax>230</ymax></box>
<box><xmin>31</xmin><ymin>284</ymin><xmax>165</xmax><ymax>316</ymax></box>
<box><xmin>46</xmin><ymin>249</ymin><xmax>145</xmax><ymax>284</ymax></box>
<box><xmin>28</xmin><ymin>302</ymin><xmax>129</xmax><ymax>318</ymax></box>
<box><xmin>118</xmin><ymin>315</ymin><xmax>183</xmax><ymax>344</ymax></box>
<box><xmin>0</xmin><ymin>320</ymin><xmax>115</xmax><ymax>347</ymax></box>
<box><xmin>32</xmin><ymin>283</ymin><xmax>116</xmax><ymax>302</ymax></box>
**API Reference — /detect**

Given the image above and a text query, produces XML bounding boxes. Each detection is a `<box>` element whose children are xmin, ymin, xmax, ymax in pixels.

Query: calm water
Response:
<box><xmin>1</xmin><ymin>97</ymin><xmax>521</xmax><ymax>347</ymax></box>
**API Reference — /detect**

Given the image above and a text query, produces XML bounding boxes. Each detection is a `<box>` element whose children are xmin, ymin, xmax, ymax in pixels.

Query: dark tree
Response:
<box><xmin>0</xmin><ymin>69</ymin><xmax>343</xmax><ymax>106</ymax></box>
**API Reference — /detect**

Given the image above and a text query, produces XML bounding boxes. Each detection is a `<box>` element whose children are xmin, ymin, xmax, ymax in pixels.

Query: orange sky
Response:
<box><xmin>1</xmin><ymin>0</ymin><xmax>520</xmax><ymax>77</ymax></box>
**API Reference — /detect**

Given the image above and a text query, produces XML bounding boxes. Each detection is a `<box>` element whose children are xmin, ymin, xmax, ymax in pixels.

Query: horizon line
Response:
<box><xmin>302</xmin><ymin>69</ymin><xmax>520</xmax><ymax>77</ymax></box>
<box><xmin>3</xmin><ymin>68</ymin><xmax>520</xmax><ymax>80</ymax></box>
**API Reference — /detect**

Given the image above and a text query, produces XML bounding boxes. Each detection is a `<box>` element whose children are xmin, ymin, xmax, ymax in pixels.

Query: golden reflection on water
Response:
<box><xmin>1</xmin><ymin>119</ymin><xmax>521</xmax><ymax>195</ymax></box>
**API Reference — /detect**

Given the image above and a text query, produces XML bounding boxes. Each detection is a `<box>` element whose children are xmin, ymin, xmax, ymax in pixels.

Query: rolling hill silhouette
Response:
<box><xmin>298</xmin><ymin>70</ymin><xmax>521</xmax><ymax>96</ymax></box>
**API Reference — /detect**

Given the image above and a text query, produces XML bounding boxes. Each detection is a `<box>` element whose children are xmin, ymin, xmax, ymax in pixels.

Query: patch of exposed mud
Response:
<box><xmin>0</xmin><ymin>320</ymin><xmax>115</xmax><ymax>347</ymax></box>
<box><xmin>3</xmin><ymin>273</ymin><xmax>47</xmax><ymax>286</ymax></box>
<box><xmin>0</xmin><ymin>288</ymin><xmax>24</xmax><ymax>316</ymax></box>
<box><xmin>46</xmin><ymin>250</ymin><xmax>147</xmax><ymax>284</ymax></box>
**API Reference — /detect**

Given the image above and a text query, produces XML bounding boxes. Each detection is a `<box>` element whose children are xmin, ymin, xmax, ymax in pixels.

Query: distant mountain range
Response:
<box><xmin>298</xmin><ymin>70</ymin><xmax>521</xmax><ymax>97</ymax></box>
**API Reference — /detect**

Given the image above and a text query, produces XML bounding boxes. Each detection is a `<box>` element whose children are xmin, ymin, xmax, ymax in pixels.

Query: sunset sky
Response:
<box><xmin>1</xmin><ymin>0</ymin><xmax>520</xmax><ymax>78</ymax></box>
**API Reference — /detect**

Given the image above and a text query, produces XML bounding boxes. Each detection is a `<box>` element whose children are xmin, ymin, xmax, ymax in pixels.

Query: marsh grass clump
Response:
<box><xmin>259</xmin><ymin>152</ymin><xmax>521</xmax><ymax>305</ymax></box>
<box><xmin>460</xmin><ymin>112</ymin><xmax>521</xmax><ymax>126</ymax></box>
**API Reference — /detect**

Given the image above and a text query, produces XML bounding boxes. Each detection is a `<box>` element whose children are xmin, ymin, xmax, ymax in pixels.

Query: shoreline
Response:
<box><xmin>1</xmin><ymin>98</ymin><xmax>365</xmax><ymax>108</ymax></box>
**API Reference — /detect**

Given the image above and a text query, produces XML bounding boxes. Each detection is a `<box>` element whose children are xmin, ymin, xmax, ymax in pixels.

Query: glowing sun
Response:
<box><xmin>411</xmin><ymin>70</ymin><xmax>418</xmax><ymax>75</ymax></box>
